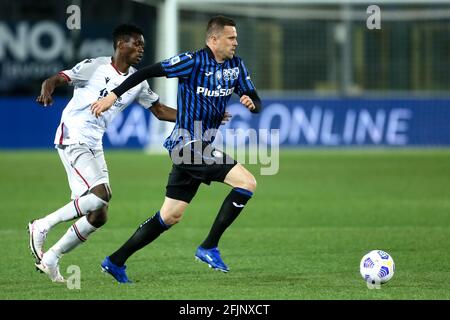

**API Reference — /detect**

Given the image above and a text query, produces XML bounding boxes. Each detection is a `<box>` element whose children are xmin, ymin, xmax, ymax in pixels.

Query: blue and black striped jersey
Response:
<box><xmin>161</xmin><ymin>46</ymin><xmax>256</xmax><ymax>152</ymax></box>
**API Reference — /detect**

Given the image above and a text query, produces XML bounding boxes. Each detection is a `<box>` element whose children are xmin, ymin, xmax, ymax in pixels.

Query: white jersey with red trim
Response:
<box><xmin>54</xmin><ymin>56</ymin><xmax>159</xmax><ymax>149</ymax></box>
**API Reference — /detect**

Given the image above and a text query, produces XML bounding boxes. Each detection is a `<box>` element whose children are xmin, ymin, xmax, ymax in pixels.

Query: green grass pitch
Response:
<box><xmin>0</xmin><ymin>149</ymin><xmax>449</xmax><ymax>299</ymax></box>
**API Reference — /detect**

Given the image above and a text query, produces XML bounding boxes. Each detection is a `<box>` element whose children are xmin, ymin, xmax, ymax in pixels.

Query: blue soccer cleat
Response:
<box><xmin>195</xmin><ymin>246</ymin><xmax>229</xmax><ymax>273</ymax></box>
<box><xmin>101</xmin><ymin>256</ymin><xmax>132</xmax><ymax>283</ymax></box>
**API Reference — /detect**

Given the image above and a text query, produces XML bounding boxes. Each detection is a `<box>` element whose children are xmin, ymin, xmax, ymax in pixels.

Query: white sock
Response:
<box><xmin>39</xmin><ymin>193</ymin><xmax>107</xmax><ymax>229</ymax></box>
<box><xmin>42</xmin><ymin>248</ymin><xmax>60</xmax><ymax>267</ymax></box>
<box><xmin>47</xmin><ymin>216</ymin><xmax>97</xmax><ymax>260</ymax></box>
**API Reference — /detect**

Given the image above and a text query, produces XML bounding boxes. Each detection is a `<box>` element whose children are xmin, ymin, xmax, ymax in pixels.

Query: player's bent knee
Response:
<box><xmin>237</xmin><ymin>177</ymin><xmax>257</xmax><ymax>192</ymax></box>
<box><xmin>88</xmin><ymin>207</ymin><xmax>108</xmax><ymax>228</ymax></box>
<box><xmin>91</xmin><ymin>183</ymin><xmax>112</xmax><ymax>202</ymax></box>
<box><xmin>160</xmin><ymin>209</ymin><xmax>184</xmax><ymax>225</ymax></box>
<box><xmin>226</xmin><ymin>164</ymin><xmax>257</xmax><ymax>192</ymax></box>
<box><xmin>93</xmin><ymin>193</ymin><xmax>108</xmax><ymax>208</ymax></box>
<box><xmin>164</xmin><ymin>211</ymin><xmax>184</xmax><ymax>225</ymax></box>
<box><xmin>160</xmin><ymin>197</ymin><xmax>189</xmax><ymax>226</ymax></box>
<box><xmin>245</xmin><ymin>177</ymin><xmax>257</xmax><ymax>192</ymax></box>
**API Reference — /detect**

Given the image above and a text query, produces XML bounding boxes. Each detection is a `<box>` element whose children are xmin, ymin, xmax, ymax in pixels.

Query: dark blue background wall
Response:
<box><xmin>1</xmin><ymin>97</ymin><xmax>449</xmax><ymax>148</ymax></box>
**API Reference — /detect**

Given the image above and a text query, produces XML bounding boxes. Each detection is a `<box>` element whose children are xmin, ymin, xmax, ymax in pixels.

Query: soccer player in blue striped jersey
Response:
<box><xmin>91</xmin><ymin>16</ymin><xmax>261</xmax><ymax>282</ymax></box>
<box><xmin>159</xmin><ymin>39</ymin><xmax>257</xmax><ymax>152</ymax></box>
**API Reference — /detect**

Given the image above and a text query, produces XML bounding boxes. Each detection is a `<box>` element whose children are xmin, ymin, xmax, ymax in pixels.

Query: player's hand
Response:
<box><xmin>90</xmin><ymin>92</ymin><xmax>118</xmax><ymax>117</ymax></box>
<box><xmin>240</xmin><ymin>95</ymin><xmax>255</xmax><ymax>111</ymax></box>
<box><xmin>36</xmin><ymin>92</ymin><xmax>53</xmax><ymax>107</ymax></box>
<box><xmin>222</xmin><ymin>111</ymin><xmax>232</xmax><ymax>124</ymax></box>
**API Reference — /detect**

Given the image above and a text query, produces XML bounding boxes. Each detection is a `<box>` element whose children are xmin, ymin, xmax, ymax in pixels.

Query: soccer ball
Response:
<box><xmin>360</xmin><ymin>250</ymin><xmax>395</xmax><ymax>285</ymax></box>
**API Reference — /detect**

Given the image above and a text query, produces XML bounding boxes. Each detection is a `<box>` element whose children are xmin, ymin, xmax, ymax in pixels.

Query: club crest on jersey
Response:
<box><xmin>215</xmin><ymin>70</ymin><xmax>222</xmax><ymax>81</ymax></box>
<box><xmin>222</xmin><ymin>67</ymin><xmax>239</xmax><ymax>81</ymax></box>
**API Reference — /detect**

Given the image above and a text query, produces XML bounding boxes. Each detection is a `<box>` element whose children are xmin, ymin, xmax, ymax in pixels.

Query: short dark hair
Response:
<box><xmin>112</xmin><ymin>24</ymin><xmax>144</xmax><ymax>50</ymax></box>
<box><xmin>206</xmin><ymin>15</ymin><xmax>236</xmax><ymax>40</ymax></box>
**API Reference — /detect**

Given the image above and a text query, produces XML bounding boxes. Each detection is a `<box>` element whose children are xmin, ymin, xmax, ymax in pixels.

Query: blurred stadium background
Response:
<box><xmin>1</xmin><ymin>0</ymin><xmax>449</xmax><ymax>300</ymax></box>
<box><xmin>2</xmin><ymin>0</ymin><xmax>450</xmax><ymax>149</ymax></box>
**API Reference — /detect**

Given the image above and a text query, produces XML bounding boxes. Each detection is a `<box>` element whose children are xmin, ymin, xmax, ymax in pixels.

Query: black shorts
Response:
<box><xmin>165</xmin><ymin>144</ymin><xmax>237</xmax><ymax>203</ymax></box>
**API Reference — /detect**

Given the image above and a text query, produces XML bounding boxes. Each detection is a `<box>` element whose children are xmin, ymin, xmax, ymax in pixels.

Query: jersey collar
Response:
<box><xmin>110</xmin><ymin>57</ymin><xmax>129</xmax><ymax>76</ymax></box>
<box><xmin>205</xmin><ymin>45</ymin><xmax>225</xmax><ymax>65</ymax></box>
<box><xmin>205</xmin><ymin>45</ymin><xmax>215</xmax><ymax>60</ymax></box>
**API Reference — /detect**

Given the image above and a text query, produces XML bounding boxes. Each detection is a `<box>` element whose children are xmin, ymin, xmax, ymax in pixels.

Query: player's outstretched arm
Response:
<box><xmin>36</xmin><ymin>74</ymin><xmax>68</xmax><ymax>107</ymax></box>
<box><xmin>149</xmin><ymin>102</ymin><xmax>177</xmax><ymax>122</ymax></box>
<box><xmin>91</xmin><ymin>92</ymin><xmax>118</xmax><ymax>117</ymax></box>
<box><xmin>91</xmin><ymin>62</ymin><xmax>166</xmax><ymax>117</ymax></box>
<box><xmin>240</xmin><ymin>90</ymin><xmax>262</xmax><ymax>113</ymax></box>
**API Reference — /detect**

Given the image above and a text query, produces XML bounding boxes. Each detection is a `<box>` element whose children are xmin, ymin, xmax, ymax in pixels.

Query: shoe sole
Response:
<box><xmin>35</xmin><ymin>262</ymin><xmax>66</xmax><ymax>283</ymax></box>
<box><xmin>101</xmin><ymin>266</ymin><xmax>111</xmax><ymax>275</ymax></box>
<box><xmin>101</xmin><ymin>265</ymin><xmax>119</xmax><ymax>280</ymax></box>
<box><xmin>101</xmin><ymin>266</ymin><xmax>132</xmax><ymax>284</ymax></box>
<box><xmin>195</xmin><ymin>256</ymin><xmax>229</xmax><ymax>273</ymax></box>
<box><xmin>27</xmin><ymin>220</ymin><xmax>42</xmax><ymax>265</ymax></box>
<box><xmin>35</xmin><ymin>262</ymin><xmax>46</xmax><ymax>274</ymax></box>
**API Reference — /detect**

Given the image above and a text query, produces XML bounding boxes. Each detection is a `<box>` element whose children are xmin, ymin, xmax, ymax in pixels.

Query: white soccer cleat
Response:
<box><xmin>35</xmin><ymin>261</ymin><xmax>66</xmax><ymax>283</ymax></box>
<box><xmin>28</xmin><ymin>220</ymin><xmax>48</xmax><ymax>262</ymax></box>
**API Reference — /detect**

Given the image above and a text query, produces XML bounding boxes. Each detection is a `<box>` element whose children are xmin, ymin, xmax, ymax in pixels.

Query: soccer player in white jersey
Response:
<box><xmin>29</xmin><ymin>24</ymin><xmax>178</xmax><ymax>283</ymax></box>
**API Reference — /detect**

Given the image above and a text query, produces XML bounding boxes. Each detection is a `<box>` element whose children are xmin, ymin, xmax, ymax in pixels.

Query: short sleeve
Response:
<box><xmin>235</xmin><ymin>59</ymin><xmax>256</xmax><ymax>96</ymax></box>
<box><xmin>60</xmin><ymin>57</ymin><xmax>105</xmax><ymax>86</ymax></box>
<box><xmin>137</xmin><ymin>81</ymin><xmax>160</xmax><ymax>109</ymax></box>
<box><xmin>161</xmin><ymin>52</ymin><xmax>195</xmax><ymax>79</ymax></box>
